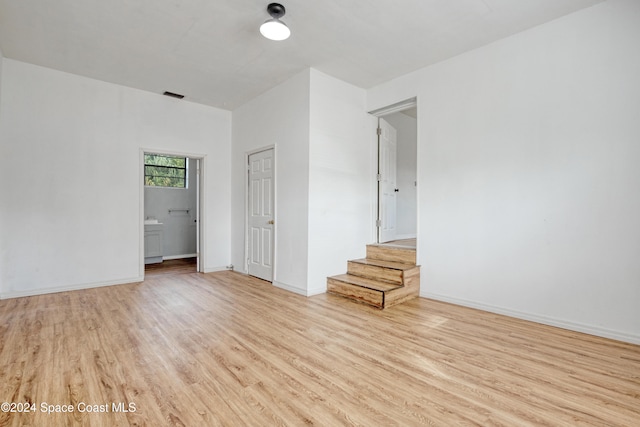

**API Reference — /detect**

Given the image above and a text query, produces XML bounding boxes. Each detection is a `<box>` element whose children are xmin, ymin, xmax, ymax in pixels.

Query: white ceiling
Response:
<box><xmin>0</xmin><ymin>0</ymin><xmax>604</xmax><ymax>110</ymax></box>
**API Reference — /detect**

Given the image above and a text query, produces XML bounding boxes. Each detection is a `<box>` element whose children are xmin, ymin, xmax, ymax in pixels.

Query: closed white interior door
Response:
<box><xmin>248</xmin><ymin>149</ymin><xmax>274</xmax><ymax>281</ymax></box>
<box><xmin>378</xmin><ymin>118</ymin><xmax>398</xmax><ymax>243</ymax></box>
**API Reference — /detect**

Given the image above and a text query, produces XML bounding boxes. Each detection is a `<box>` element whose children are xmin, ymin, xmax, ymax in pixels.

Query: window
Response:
<box><xmin>144</xmin><ymin>154</ymin><xmax>187</xmax><ymax>188</ymax></box>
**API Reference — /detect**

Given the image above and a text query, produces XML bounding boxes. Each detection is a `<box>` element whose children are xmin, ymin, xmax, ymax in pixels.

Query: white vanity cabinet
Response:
<box><xmin>144</xmin><ymin>223</ymin><xmax>164</xmax><ymax>264</ymax></box>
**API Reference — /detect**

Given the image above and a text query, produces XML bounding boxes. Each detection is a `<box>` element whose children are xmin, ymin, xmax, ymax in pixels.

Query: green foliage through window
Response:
<box><xmin>144</xmin><ymin>154</ymin><xmax>187</xmax><ymax>188</ymax></box>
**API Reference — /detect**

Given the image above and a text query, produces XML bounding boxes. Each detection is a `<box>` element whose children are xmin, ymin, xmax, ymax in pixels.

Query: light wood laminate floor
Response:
<box><xmin>144</xmin><ymin>258</ymin><xmax>197</xmax><ymax>277</ymax></box>
<box><xmin>1</xmin><ymin>271</ymin><xmax>638</xmax><ymax>426</ymax></box>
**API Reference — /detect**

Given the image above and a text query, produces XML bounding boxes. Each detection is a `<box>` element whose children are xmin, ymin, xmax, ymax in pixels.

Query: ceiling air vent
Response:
<box><xmin>163</xmin><ymin>91</ymin><xmax>185</xmax><ymax>99</ymax></box>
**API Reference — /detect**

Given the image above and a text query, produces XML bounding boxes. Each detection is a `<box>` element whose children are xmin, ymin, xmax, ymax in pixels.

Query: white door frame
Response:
<box><xmin>368</xmin><ymin>97</ymin><xmax>417</xmax><ymax>244</ymax></box>
<box><xmin>244</xmin><ymin>145</ymin><xmax>276</xmax><ymax>281</ymax></box>
<box><xmin>139</xmin><ymin>148</ymin><xmax>206</xmax><ymax>277</ymax></box>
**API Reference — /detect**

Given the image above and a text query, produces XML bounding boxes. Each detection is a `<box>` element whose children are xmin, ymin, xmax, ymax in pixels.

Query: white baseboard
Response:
<box><xmin>273</xmin><ymin>280</ymin><xmax>309</xmax><ymax>296</ymax></box>
<box><xmin>201</xmin><ymin>266</ymin><xmax>229</xmax><ymax>273</ymax></box>
<box><xmin>422</xmin><ymin>292</ymin><xmax>640</xmax><ymax>345</ymax></box>
<box><xmin>222</xmin><ymin>272</ymin><xmax>316</xmax><ymax>296</ymax></box>
<box><xmin>0</xmin><ymin>276</ymin><xmax>144</xmax><ymax>300</ymax></box>
<box><xmin>218</xmin><ymin>274</ymin><xmax>323</xmax><ymax>297</ymax></box>
<box><xmin>307</xmin><ymin>287</ymin><xmax>327</xmax><ymax>297</ymax></box>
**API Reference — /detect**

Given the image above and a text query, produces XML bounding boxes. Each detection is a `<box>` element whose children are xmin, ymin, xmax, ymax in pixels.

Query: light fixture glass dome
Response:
<box><xmin>260</xmin><ymin>18</ymin><xmax>290</xmax><ymax>41</ymax></box>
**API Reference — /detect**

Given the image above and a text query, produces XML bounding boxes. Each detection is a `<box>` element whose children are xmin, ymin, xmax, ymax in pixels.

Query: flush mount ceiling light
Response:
<box><xmin>260</xmin><ymin>3</ymin><xmax>290</xmax><ymax>41</ymax></box>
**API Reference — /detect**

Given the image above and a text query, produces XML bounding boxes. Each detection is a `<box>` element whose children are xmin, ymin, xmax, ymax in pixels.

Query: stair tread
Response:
<box><xmin>349</xmin><ymin>258</ymin><xmax>419</xmax><ymax>270</ymax></box>
<box><xmin>328</xmin><ymin>274</ymin><xmax>403</xmax><ymax>292</ymax></box>
<box><xmin>367</xmin><ymin>243</ymin><xmax>416</xmax><ymax>251</ymax></box>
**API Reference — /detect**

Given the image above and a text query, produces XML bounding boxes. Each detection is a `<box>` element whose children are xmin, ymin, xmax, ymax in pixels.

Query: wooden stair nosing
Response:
<box><xmin>348</xmin><ymin>258</ymin><xmax>419</xmax><ymax>271</ymax></box>
<box><xmin>327</xmin><ymin>274</ymin><xmax>403</xmax><ymax>292</ymax></box>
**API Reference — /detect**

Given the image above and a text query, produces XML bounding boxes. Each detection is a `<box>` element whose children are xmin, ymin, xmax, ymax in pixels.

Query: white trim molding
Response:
<box><xmin>0</xmin><ymin>276</ymin><xmax>144</xmax><ymax>300</ymax></box>
<box><xmin>201</xmin><ymin>266</ymin><xmax>229</xmax><ymax>274</ymax></box>
<box><xmin>273</xmin><ymin>280</ymin><xmax>309</xmax><ymax>297</ymax></box>
<box><xmin>423</xmin><ymin>292</ymin><xmax>640</xmax><ymax>345</ymax></box>
<box><xmin>368</xmin><ymin>97</ymin><xmax>417</xmax><ymax>117</ymax></box>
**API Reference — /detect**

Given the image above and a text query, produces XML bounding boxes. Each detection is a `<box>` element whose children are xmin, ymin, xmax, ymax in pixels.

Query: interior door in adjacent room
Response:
<box><xmin>378</xmin><ymin>118</ymin><xmax>398</xmax><ymax>243</ymax></box>
<box><xmin>247</xmin><ymin>148</ymin><xmax>275</xmax><ymax>281</ymax></box>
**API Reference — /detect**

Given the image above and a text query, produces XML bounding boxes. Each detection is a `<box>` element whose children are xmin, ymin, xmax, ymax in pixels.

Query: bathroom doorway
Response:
<box><xmin>141</xmin><ymin>150</ymin><xmax>204</xmax><ymax>276</ymax></box>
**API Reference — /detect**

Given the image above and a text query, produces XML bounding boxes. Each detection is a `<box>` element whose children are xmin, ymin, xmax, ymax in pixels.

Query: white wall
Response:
<box><xmin>232</xmin><ymin>69</ymin><xmax>372</xmax><ymax>296</ymax></box>
<box><xmin>367</xmin><ymin>0</ymin><xmax>640</xmax><ymax>343</ymax></box>
<box><xmin>307</xmin><ymin>69</ymin><xmax>372</xmax><ymax>295</ymax></box>
<box><xmin>144</xmin><ymin>157</ymin><xmax>198</xmax><ymax>258</ymax></box>
<box><xmin>0</xmin><ymin>59</ymin><xmax>231</xmax><ymax>298</ymax></box>
<box><xmin>0</xmin><ymin>50</ymin><xmax>3</xmax><ymax>296</ymax></box>
<box><xmin>383</xmin><ymin>112</ymin><xmax>417</xmax><ymax>238</ymax></box>
<box><xmin>0</xmin><ymin>48</ymin><xmax>3</xmax><ymax>117</ymax></box>
<box><xmin>231</xmin><ymin>70</ymin><xmax>311</xmax><ymax>294</ymax></box>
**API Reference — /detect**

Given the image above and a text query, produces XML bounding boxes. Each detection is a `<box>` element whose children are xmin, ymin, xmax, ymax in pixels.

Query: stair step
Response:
<box><xmin>327</xmin><ymin>273</ymin><xmax>420</xmax><ymax>309</ymax></box>
<box><xmin>326</xmin><ymin>240</ymin><xmax>421</xmax><ymax>309</ymax></box>
<box><xmin>327</xmin><ymin>275</ymin><xmax>386</xmax><ymax>308</ymax></box>
<box><xmin>366</xmin><ymin>244</ymin><xmax>416</xmax><ymax>265</ymax></box>
<box><xmin>328</xmin><ymin>274</ymin><xmax>403</xmax><ymax>292</ymax></box>
<box><xmin>347</xmin><ymin>258</ymin><xmax>419</xmax><ymax>284</ymax></box>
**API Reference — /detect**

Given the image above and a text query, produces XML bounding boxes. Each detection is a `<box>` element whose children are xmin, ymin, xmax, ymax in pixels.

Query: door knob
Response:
<box><xmin>268</xmin><ymin>220</ymin><xmax>275</xmax><ymax>225</ymax></box>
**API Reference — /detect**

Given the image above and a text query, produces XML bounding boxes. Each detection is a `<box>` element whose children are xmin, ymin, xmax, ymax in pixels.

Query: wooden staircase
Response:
<box><xmin>327</xmin><ymin>243</ymin><xmax>420</xmax><ymax>309</ymax></box>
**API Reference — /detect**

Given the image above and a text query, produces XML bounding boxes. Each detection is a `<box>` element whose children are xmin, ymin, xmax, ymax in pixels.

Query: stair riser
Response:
<box><xmin>327</xmin><ymin>278</ymin><xmax>384</xmax><ymax>308</ymax></box>
<box><xmin>347</xmin><ymin>262</ymin><xmax>403</xmax><ymax>284</ymax></box>
<box><xmin>366</xmin><ymin>245</ymin><xmax>416</xmax><ymax>265</ymax></box>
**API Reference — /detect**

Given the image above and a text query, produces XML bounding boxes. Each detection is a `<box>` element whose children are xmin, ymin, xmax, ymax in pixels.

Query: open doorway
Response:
<box><xmin>141</xmin><ymin>150</ymin><xmax>204</xmax><ymax>276</ymax></box>
<box><xmin>370</xmin><ymin>98</ymin><xmax>417</xmax><ymax>246</ymax></box>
